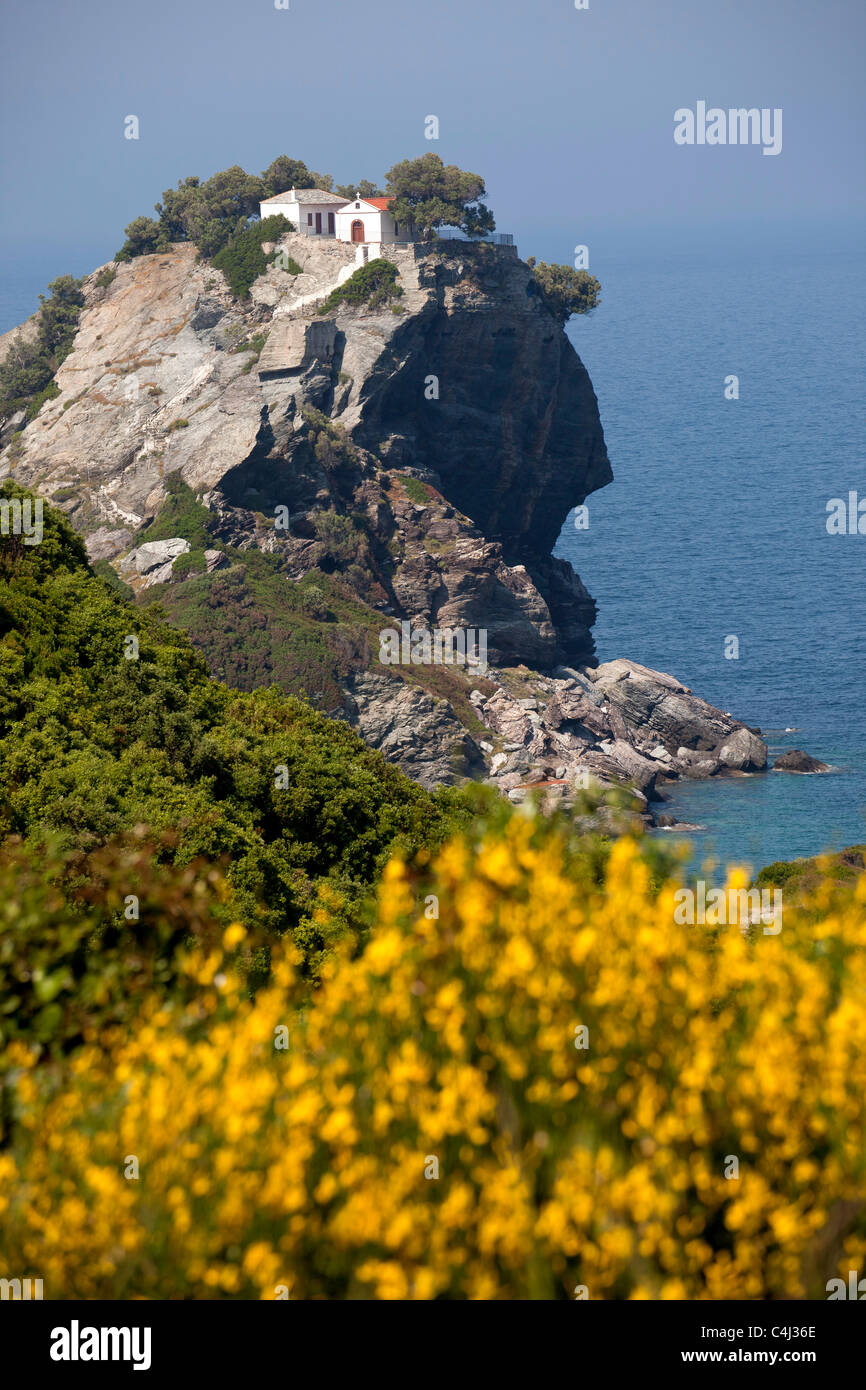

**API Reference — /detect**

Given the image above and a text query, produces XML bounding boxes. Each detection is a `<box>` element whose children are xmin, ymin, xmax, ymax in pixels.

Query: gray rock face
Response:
<box><xmin>342</xmin><ymin>671</ymin><xmax>485</xmax><ymax>788</ymax></box>
<box><xmin>0</xmin><ymin>236</ymin><xmax>606</xmax><ymax>667</ymax></box>
<box><xmin>189</xmin><ymin>299</ymin><xmax>225</xmax><ymax>333</ymax></box>
<box><xmin>773</xmin><ymin>749</ymin><xmax>830</xmax><ymax>773</ymax></box>
<box><xmin>257</xmin><ymin>319</ymin><xmax>338</xmax><ymax>380</ymax></box>
<box><xmin>354</xmin><ymin>250</ymin><xmax>612</xmax><ymax>582</ymax></box>
<box><xmin>119</xmin><ymin>537</ymin><xmax>190</xmax><ymax>588</ymax></box>
<box><xmin>85</xmin><ymin>527</ymin><xmax>134</xmax><ymax>562</ymax></box>
<box><xmin>717</xmin><ymin>727</ymin><xmax>768</xmax><ymax>772</ymax></box>
<box><xmin>0</xmin><ymin>249</ymin><xmax>259</xmax><ymax>533</ymax></box>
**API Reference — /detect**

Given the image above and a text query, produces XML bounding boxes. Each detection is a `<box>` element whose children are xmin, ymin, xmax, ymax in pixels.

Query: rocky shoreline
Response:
<box><xmin>345</xmin><ymin>653</ymin><xmax>772</xmax><ymax>825</ymax></box>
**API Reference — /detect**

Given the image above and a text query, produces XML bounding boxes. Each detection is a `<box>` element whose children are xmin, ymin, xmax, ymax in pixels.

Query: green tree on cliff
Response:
<box><xmin>114</xmin><ymin>215</ymin><xmax>171</xmax><ymax>262</ymax></box>
<box><xmin>156</xmin><ymin>166</ymin><xmax>265</xmax><ymax>256</ymax></box>
<box><xmin>527</xmin><ymin>260</ymin><xmax>602</xmax><ymax>323</ymax></box>
<box><xmin>260</xmin><ymin>156</ymin><xmax>334</xmax><ymax>197</ymax></box>
<box><xmin>0</xmin><ymin>276</ymin><xmax>85</xmax><ymax>421</ymax></box>
<box><xmin>334</xmin><ymin>180</ymin><xmax>383</xmax><ymax>201</ymax></box>
<box><xmin>384</xmin><ymin>154</ymin><xmax>495</xmax><ymax>239</ymax></box>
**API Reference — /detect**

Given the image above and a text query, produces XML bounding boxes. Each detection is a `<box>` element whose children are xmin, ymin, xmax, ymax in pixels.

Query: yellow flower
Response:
<box><xmin>1</xmin><ymin>831</ymin><xmax>863</xmax><ymax>1301</ymax></box>
<box><xmin>222</xmin><ymin>922</ymin><xmax>247</xmax><ymax>951</ymax></box>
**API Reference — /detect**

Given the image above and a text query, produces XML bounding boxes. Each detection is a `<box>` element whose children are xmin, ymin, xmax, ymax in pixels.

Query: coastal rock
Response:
<box><xmin>773</xmin><ymin>749</ymin><xmax>831</xmax><ymax>773</ymax></box>
<box><xmin>341</xmin><ymin>671</ymin><xmax>485</xmax><ymax>788</ymax></box>
<box><xmin>716</xmin><ymin>727</ymin><xmax>768</xmax><ymax>772</ymax></box>
<box><xmin>586</xmin><ymin>660</ymin><xmax>768</xmax><ymax>768</ymax></box>
<box><xmin>471</xmin><ymin>652</ymin><xmax>780</xmax><ymax>800</ymax></box>
<box><xmin>594</xmin><ymin>739</ymin><xmax>659</xmax><ymax>795</ymax></box>
<box><xmin>589</xmin><ymin>659</ymin><xmax>735</xmax><ymax>753</ymax></box>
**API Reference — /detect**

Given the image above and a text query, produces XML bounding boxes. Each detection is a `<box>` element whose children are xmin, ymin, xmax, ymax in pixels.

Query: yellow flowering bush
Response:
<box><xmin>1</xmin><ymin>819</ymin><xmax>864</xmax><ymax>1300</ymax></box>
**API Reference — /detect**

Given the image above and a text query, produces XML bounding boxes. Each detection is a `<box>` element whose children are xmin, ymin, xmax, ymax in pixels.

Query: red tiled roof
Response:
<box><xmin>365</xmin><ymin>197</ymin><xmax>392</xmax><ymax>210</ymax></box>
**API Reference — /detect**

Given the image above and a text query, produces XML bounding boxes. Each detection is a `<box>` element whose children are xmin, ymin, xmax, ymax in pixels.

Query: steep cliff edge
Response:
<box><xmin>0</xmin><ymin>231</ymin><xmax>768</xmax><ymax>805</ymax></box>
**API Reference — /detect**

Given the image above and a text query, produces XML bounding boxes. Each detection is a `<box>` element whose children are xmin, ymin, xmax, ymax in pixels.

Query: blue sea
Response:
<box><xmin>561</xmin><ymin>229</ymin><xmax>866</xmax><ymax>874</ymax></box>
<box><xmin>3</xmin><ymin>232</ymin><xmax>864</xmax><ymax>875</ymax></box>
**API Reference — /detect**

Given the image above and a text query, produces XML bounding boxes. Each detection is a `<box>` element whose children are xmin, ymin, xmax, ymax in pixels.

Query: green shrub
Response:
<box><xmin>232</xmin><ymin>331</ymin><xmax>267</xmax><ymax>357</ymax></box>
<box><xmin>297</xmin><ymin>581</ymin><xmax>328</xmax><ymax>619</ymax></box>
<box><xmin>0</xmin><ymin>275</ymin><xmax>85</xmax><ymax>424</ymax></box>
<box><xmin>317</xmin><ymin>258</ymin><xmax>402</xmax><ymax>315</ymax></box>
<box><xmin>94</xmin><ymin>266</ymin><xmax>117</xmax><ymax>289</ymax></box>
<box><xmin>385</xmin><ymin>152</ymin><xmax>495</xmax><ymax>238</ymax></box>
<box><xmin>302</xmin><ymin>409</ymin><xmax>362</xmax><ymax>489</ymax></box>
<box><xmin>24</xmin><ymin>380</ymin><xmax>60</xmax><ymax>421</ymax></box>
<box><xmin>149</xmin><ymin>547</ymin><xmax>387</xmax><ymax>713</ymax></box>
<box><xmin>0</xmin><ymin>837</ymin><xmax>251</xmax><ymax>1061</ymax></box>
<box><xmin>111</xmin><ymin>157</ymin><xmax>337</xmax><ymax>266</ymax></box>
<box><xmin>212</xmin><ymin>215</ymin><xmax>293</xmax><ymax>298</ymax></box>
<box><xmin>237</xmin><ymin>332</ymin><xmax>269</xmax><ymax>374</ymax></box>
<box><xmin>172</xmin><ymin>548</ymin><xmax>207</xmax><ymax>578</ymax></box>
<box><xmin>114</xmin><ymin>216</ymin><xmax>171</xmax><ymax>262</ymax></box>
<box><xmin>135</xmin><ymin>473</ymin><xmax>215</xmax><ymax>550</ymax></box>
<box><xmin>397</xmin><ymin>474</ymin><xmax>430</xmax><ymax>504</ymax></box>
<box><xmin>166</xmin><ymin>417</ymin><xmax>189</xmax><ymax>432</ymax></box>
<box><xmin>92</xmin><ymin>558</ymin><xmax>134</xmax><ymax>599</ymax></box>
<box><xmin>755</xmin><ymin>845</ymin><xmax>866</xmax><ymax>896</ymax></box>
<box><xmin>313</xmin><ymin>510</ymin><xmax>365</xmax><ymax>566</ymax></box>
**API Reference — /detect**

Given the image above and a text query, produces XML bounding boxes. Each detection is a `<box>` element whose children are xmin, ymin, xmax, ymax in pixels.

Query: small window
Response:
<box><xmin>307</xmin><ymin>212</ymin><xmax>313</xmax><ymax>226</ymax></box>
<box><xmin>394</xmin><ymin>222</ymin><xmax>399</xmax><ymax>236</ymax></box>
<box><xmin>328</xmin><ymin>212</ymin><xmax>335</xmax><ymax>234</ymax></box>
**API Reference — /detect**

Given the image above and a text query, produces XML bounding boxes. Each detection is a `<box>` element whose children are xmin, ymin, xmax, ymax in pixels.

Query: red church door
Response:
<box><xmin>351</xmin><ymin>219</ymin><xmax>365</xmax><ymax>243</ymax></box>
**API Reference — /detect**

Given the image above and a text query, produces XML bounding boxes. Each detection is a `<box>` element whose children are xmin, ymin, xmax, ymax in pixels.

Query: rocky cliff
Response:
<box><xmin>0</xmin><ymin>230</ymin><xmax>768</xmax><ymax>813</ymax></box>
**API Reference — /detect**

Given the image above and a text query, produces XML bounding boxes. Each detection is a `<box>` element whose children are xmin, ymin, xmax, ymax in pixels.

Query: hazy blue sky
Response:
<box><xmin>1</xmin><ymin>0</ymin><xmax>863</xmax><ymax>278</ymax></box>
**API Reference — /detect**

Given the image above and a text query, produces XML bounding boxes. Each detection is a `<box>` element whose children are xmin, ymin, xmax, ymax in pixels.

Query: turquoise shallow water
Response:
<box><xmin>3</xmin><ymin>237</ymin><xmax>864</xmax><ymax>875</ymax></box>
<box><xmin>559</xmin><ymin>235</ymin><xmax>866</xmax><ymax>874</ymax></box>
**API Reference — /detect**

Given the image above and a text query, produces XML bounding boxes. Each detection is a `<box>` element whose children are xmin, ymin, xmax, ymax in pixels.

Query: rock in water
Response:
<box><xmin>716</xmin><ymin>726</ymin><xmax>768</xmax><ymax>772</ymax></box>
<box><xmin>773</xmin><ymin>750</ymin><xmax>831</xmax><ymax>773</ymax></box>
